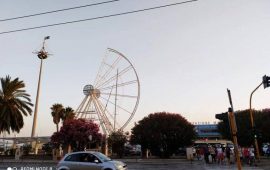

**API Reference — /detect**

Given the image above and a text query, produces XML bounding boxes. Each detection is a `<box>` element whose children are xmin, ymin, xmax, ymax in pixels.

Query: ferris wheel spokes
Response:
<box><xmin>94</xmin><ymin>55</ymin><xmax>122</xmax><ymax>88</ymax></box>
<box><xmin>98</xmin><ymin>80</ymin><xmax>138</xmax><ymax>91</ymax></box>
<box><xmin>100</xmin><ymin>92</ymin><xmax>138</xmax><ymax>98</ymax></box>
<box><xmin>95</xmin><ymin>65</ymin><xmax>132</xmax><ymax>89</ymax></box>
<box><xmin>99</xmin><ymin>96</ymin><xmax>132</xmax><ymax>115</ymax></box>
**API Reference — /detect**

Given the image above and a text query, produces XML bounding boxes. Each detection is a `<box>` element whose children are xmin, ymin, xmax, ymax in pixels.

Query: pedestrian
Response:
<box><xmin>248</xmin><ymin>145</ymin><xmax>255</xmax><ymax>166</ymax></box>
<box><xmin>209</xmin><ymin>146</ymin><xmax>216</xmax><ymax>163</ymax></box>
<box><xmin>217</xmin><ymin>146</ymin><xmax>224</xmax><ymax>164</ymax></box>
<box><xmin>225</xmin><ymin>145</ymin><xmax>231</xmax><ymax>165</ymax></box>
<box><xmin>196</xmin><ymin>148</ymin><xmax>201</xmax><ymax>160</ymax></box>
<box><xmin>238</xmin><ymin>146</ymin><xmax>243</xmax><ymax>162</ymax></box>
<box><xmin>199</xmin><ymin>147</ymin><xmax>204</xmax><ymax>160</ymax></box>
<box><xmin>243</xmin><ymin>147</ymin><xmax>250</xmax><ymax>164</ymax></box>
<box><xmin>230</xmin><ymin>147</ymin><xmax>234</xmax><ymax>164</ymax></box>
<box><xmin>203</xmin><ymin>146</ymin><xmax>210</xmax><ymax>164</ymax></box>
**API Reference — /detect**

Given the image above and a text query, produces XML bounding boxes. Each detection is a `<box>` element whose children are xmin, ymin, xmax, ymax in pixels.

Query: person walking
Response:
<box><xmin>243</xmin><ymin>147</ymin><xmax>250</xmax><ymax>164</ymax></box>
<box><xmin>199</xmin><ymin>147</ymin><xmax>204</xmax><ymax>160</ymax></box>
<box><xmin>203</xmin><ymin>146</ymin><xmax>210</xmax><ymax>164</ymax></box>
<box><xmin>248</xmin><ymin>145</ymin><xmax>255</xmax><ymax>166</ymax></box>
<box><xmin>225</xmin><ymin>145</ymin><xmax>231</xmax><ymax>165</ymax></box>
<box><xmin>238</xmin><ymin>146</ymin><xmax>243</xmax><ymax>162</ymax></box>
<box><xmin>196</xmin><ymin>148</ymin><xmax>201</xmax><ymax>160</ymax></box>
<box><xmin>209</xmin><ymin>146</ymin><xmax>216</xmax><ymax>163</ymax></box>
<box><xmin>217</xmin><ymin>146</ymin><xmax>224</xmax><ymax>164</ymax></box>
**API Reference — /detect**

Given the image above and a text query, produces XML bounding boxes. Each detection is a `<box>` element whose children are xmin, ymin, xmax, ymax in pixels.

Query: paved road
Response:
<box><xmin>0</xmin><ymin>159</ymin><xmax>269</xmax><ymax>170</ymax></box>
<box><xmin>127</xmin><ymin>161</ymin><xmax>264</xmax><ymax>170</ymax></box>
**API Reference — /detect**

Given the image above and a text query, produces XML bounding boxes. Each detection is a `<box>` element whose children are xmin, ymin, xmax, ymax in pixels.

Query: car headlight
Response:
<box><xmin>116</xmin><ymin>164</ymin><xmax>124</xmax><ymax>170</ymax></box>
<box><xmin>114</xmin><ymin>161</ymin><xmax>126</xmax><ymax>170</ymax></box>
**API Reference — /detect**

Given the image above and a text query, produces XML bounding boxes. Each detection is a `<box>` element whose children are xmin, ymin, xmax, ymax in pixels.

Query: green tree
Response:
<box><xmin>216</xmin><ymin>109</ymin><xmax>270</xmax><ymax>147</ymax></box>
<box><xmin>50</xmin><ymin>103</ymin><xmax>64</xmax><ymax>132</ymax></box>
<box><xmin>61</xmin><ymin>107</ymin><xmax>75</xmax><ymax>123</ymax></box>
<box><xmin>108</xmin><ymin>131</ymin><xmax>128</xmax><ymax>158</ymax></box>
<box><xmin>0</xmin><ymin>76</ymin><xmax>33</xmax><ymax>134</ymax></box>
<box><xmin>130</xmin><ymin>112</ymin><xmax>196</xmax><ymax>158</ymax></box>
<box><xmin>260</xmin><ymin>109</ymin><xmax>270</xmax><ymax>142</ymax></box>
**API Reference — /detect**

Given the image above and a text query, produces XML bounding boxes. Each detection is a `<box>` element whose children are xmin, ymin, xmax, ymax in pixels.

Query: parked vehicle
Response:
<box><xmin>57</xmin><ymin>151</ymin><xmax>127</xmax><ymax>170</ymax></box>
<box><xmin>176</xmin><ymin>147</ymin><xmax>187</xmax><ymax>156</ymax></box>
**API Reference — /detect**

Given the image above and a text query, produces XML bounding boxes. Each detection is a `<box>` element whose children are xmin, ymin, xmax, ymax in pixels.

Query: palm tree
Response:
<box><xmin>0</xmin><ymin>76</ymin><xmax>33</xmax><ymax>134</ymax></box>
<box><xmin>62</xmin><ymin>107</ymin><xmax>75</xmax><ymax>123</ymax></box>
<box><xmin>50</xmin><ymin>103</ymin><xmax>64</xmax><ymax>132</ymax></box>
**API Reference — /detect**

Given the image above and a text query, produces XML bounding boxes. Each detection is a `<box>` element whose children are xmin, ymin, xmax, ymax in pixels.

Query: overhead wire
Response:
<box><xmin>0</xmin><ymin>0</ymin><xmax>120</xmax><ymax>22</ymax></box>
<box><xmin>0</xmin><ymin>0</ymin><xmax>198</xmax><ymax>35</ymax></box>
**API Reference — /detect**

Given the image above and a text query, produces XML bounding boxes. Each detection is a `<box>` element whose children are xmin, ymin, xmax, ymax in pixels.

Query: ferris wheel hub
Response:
<box><xmin>83</xmin><ymin>84</ymin><xmax>100</xmax><ymax>98</ymax></box>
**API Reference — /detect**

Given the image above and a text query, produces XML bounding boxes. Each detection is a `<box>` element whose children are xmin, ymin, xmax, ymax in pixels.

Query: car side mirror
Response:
<box><xmin>94</xmin><ymin>159</ymin><xmax>99</xmax><ymax>163</ymax></box>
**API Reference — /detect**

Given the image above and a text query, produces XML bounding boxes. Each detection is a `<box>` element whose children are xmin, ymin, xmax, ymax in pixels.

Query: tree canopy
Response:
<box><xmin>51</xmin><ymin>119</ymin><xmax>102</xmax><ymax>151</ymax></box>
<box><xmin>216</xmin><ymin>109</ymin><xmax>270</xmax><ymax>147</ymax></box>
<box><xmin>108</xmin><ymin>131</ymin><xmax>128</xmax><ymax>158</ymax></box>
<box><xmin>62</xmin><ymin>107</ymin><xmax>75</xmax><ymax>122</ymax></box>
<box><xmin>0</xmin><ymin>76</ymin><xmax>33</xmax><ymax>134</ymax></box>
<box><xmin>50</xmin><ymin>103</ymin><xmax>64</xmax><ymax>132</ymax></box>
<box><xmin>130</xmin><ymin>112</ymin><xmax>196</xmax><ymax>158</ymax></box>
<box><xmin>50</xmin><ymin>104</ymin><xmax>75</xmax><ymax>132</ymax></box>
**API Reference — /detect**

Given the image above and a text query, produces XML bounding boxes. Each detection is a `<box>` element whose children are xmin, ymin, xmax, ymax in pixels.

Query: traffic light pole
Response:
<box><xmin>249</xmin><ymin>82</ymin><xmax>262</xmax><ymax>162</ymax></box>
<box><xmin>227</xmin><ymin>89</ymin><xmax>242</xmax><ymax>170</ymax></box>
<box><xmin>228</xmin><ymin>108</ymin><xmax>242</xmax><ymax>170</ymax></box>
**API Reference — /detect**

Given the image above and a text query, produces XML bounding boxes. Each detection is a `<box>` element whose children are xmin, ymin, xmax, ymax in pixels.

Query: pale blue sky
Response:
<box><xmin>1</xmin><ymin>0</ymin><xmax>270</xmax><ymax>137</ymax></box>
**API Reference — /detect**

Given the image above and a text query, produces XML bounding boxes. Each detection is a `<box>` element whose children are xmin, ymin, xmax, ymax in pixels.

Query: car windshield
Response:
<box><xmin>95</xmin><ymin>152</ymin><xmax>112</xmax><ymax>162</ymax></box>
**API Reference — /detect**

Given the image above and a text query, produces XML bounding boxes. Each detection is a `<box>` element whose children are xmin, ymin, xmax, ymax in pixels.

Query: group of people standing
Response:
<box><xmin>195</xmin><ymin>144</ymin><xmax>256</xmax><ymax>166</ymax></box>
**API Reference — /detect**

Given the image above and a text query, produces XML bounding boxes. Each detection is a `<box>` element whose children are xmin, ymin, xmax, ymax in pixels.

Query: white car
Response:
<box><xmin>57</xmin><ymin>151</ymin><xmax>127</xmax><ymax>170</ymax></box>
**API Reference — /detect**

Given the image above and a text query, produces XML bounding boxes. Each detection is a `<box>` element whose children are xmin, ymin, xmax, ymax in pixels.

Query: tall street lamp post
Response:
<box><xmin>31</xmin><ymin>36</ymin><xmax>50</xmax><ymax>138</ymax></box>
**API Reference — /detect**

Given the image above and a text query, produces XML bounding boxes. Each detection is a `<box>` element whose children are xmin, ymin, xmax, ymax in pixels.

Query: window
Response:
<box><xmin>85</xmin><ymin>154</ymin><xmax>98</xmax><ymax>163</ymax></box>
<box><xmin>95</xmin><ymin>152</ymin><xmax>111</xmax><ymax>162</ymax></box>
<box><xmin>65</xmin><ymin>153</ymin><xmax>101</xmax><ymax>163</ymax></box>
<box><xmin>64</xmin><ymin>153</ymin><xmax>81</xmax><ymax>162</ymax></box>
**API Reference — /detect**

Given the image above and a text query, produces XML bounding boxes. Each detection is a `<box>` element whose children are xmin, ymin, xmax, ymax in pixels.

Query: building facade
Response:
<box><xmin>195</xmin><ymin>124</ymin><xmax>221</xmax><ymax>140</ymax></box>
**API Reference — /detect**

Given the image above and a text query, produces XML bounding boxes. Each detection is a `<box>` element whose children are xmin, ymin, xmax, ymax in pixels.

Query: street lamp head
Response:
<box><xmin>34</xmin><ymin>36</ymin><xmax>51</xmax><ymax>60</ymax></box>
<box><xmin>37</xmin><ymin>50</ymin><xmax>48</xmax><ymax>59</ymax></box>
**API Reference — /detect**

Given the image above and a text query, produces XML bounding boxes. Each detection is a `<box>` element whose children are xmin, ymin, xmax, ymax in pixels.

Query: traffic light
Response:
<box><xmin>262</xmin><ymin>75</ymin><xmax>270</xmax><ymax>89</ymax></box>
<box><xmin>251</xmin><ymin>128</ymin><xmax>257</xmax><ymax>139</ymax></box>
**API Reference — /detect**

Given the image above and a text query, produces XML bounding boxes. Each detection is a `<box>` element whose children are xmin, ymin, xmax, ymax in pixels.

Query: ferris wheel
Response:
<box><xmin>75</xmin><ymin>48</ymin><xmax>140</xmax><ymax>135</ymax></box>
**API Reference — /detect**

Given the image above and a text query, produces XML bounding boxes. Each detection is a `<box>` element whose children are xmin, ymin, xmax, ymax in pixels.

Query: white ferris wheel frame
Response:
<box><xmin>75</xmin><ymin>48</ymin><xmax>140</xmax><ymax>135</ymax></box>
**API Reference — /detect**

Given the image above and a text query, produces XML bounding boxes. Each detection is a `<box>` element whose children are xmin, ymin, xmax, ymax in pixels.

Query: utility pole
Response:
<box><xmin>227</xmin><ymin>89</ymin><xmax>242</xmax><ymax>170</ymax></box>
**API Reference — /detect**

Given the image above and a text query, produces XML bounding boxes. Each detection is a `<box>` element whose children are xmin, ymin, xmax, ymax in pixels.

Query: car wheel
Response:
<box><xmin>104</xmin><ymin>169</ymin><xmax>112</xmax><ymax>170</ymax></box>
